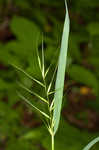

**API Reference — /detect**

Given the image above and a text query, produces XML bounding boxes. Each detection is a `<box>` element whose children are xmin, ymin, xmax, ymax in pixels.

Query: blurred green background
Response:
<box><xmin>0</xmin><ymin>0</ymin><xmax>99</xmax><ymax>150</ymax></box>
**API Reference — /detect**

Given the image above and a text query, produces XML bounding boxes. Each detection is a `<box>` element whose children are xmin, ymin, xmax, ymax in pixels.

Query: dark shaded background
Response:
<box><xmin>0</xmin><ymin>0</ymin><xmax>99</xmax><ymax>150</ymax></box>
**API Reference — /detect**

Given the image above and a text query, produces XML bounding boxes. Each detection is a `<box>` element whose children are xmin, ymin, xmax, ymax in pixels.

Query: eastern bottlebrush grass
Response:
<box><xmin>11</xmin><ymin>0</ymin><xmax>99</xmax><ymax>149</ymax></box>
<box><xmin>11</xmin><ymin>1</ymin><xmax>69</xmax><ymax>150</ymax></box>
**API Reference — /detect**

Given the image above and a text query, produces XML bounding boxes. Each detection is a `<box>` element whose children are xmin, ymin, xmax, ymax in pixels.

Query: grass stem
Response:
<box><xmin>51</xmin><ymin>134</ymin><xmax>54</xmax><ymax>150</ymax></box>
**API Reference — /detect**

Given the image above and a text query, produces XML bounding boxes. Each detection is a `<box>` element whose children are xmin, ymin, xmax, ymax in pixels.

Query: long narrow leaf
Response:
<box><xmin>83</xmin><ymin>137</ymin><xmax>99</xmax><ymax>150</ymax></box>
<box><xmin>17</xmin><ymin>91</ymin><xmax>50</xmax><ymax>119</ymax></box>
<box><xmin>53</xmin><ymin>1</ymin><xmax>70</xmax><ymax>135</ymax></box>
<box><xmin>11</xmin><ymin>63</ymin><xmax>45</xmax><ymax>87</ymax></box>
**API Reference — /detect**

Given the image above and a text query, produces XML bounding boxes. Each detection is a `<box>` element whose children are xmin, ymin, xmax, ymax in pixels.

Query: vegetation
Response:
<box><xmin>0</xmin><ymin>0</ymin><xmax>99</xmax><ymax>150</ymax></box>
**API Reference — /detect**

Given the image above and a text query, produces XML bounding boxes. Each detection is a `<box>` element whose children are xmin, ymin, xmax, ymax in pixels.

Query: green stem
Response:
<box><xmin>51</xmin><ymin>134</ymin><xmax>54</xmax><ymax>150</ymax></box>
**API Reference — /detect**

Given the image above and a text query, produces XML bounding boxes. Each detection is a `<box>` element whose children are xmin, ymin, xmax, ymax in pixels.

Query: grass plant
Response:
<box><xmin>11</xmin><ymin>1</ymin><xmax>99</xmax><ymax>150</ymax></box>
<box><xmin>12</xmin><ymin>1</ymin><xmax>69</xmax><ymax>150</ymax></box>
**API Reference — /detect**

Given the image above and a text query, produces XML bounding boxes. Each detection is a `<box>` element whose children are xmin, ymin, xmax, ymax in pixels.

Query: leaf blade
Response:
<box><xmin>53</xmin><ymin>1</ymin><xmax>70</xmax><ymax>135</ymax></box>
<box><xmin>83</xmin><ymin>137</ymin><xmax>99</xmax><ymax>150</ymax></box>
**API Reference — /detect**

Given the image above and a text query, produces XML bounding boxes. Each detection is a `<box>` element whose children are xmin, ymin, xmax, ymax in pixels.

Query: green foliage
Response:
<box><xmin>87</xmin><ymin>23</ymin><xmax>99</xmax><ymax>36</ymax></box>
<box><xmin>69</xmin><ymin>65</ymin><xmax>99</xmax><ymax>96</ymax></box>
<box><xmin>10</xmin><ymin>16</ymin><xmax>40</xmax><ymax>45</ymax></box>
